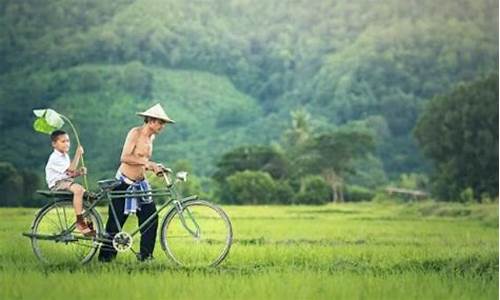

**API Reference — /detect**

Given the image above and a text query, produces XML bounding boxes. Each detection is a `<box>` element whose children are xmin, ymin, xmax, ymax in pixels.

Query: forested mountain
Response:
<box><xmin>0</xmin><ymin>0</ymin><xmax>497</xmax><ymax>187</ymax></box>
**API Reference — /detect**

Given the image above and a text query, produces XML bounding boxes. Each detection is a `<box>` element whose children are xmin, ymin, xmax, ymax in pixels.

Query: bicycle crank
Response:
<box><xmin>112</xmin><ymin>232</ymin><xmax>133</xmax><ymax>252</ymax></box>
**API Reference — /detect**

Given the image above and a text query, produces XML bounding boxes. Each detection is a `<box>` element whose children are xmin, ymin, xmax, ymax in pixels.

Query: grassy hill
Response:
<box><xmin>10</xmin><ymin>63</ymin><xmax>266</xmax><ymax>180</ymax></box>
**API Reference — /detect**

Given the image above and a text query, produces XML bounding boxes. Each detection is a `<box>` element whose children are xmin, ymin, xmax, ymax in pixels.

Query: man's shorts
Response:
<box><xmin>50</xmin><ymin>179</ymin><xmax>75</xmax><ymax>191</ymax></box>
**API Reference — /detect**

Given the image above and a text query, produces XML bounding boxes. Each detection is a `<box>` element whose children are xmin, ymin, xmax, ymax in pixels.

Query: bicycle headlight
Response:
<box><xmin>176</xmin><ymin>171</ymin><xmax>188</xmax><ymax>182</ymax></box>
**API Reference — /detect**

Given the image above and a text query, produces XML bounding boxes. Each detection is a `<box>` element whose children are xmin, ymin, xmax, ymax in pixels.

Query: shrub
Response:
<box><xmin>226</xmin><ymin>171</ymin><xmax>276</xmax><ymax>204</ymax></box>
<box><xmin>273</xmin><ymin>180</ymin><xmax>295</xmax><ymax>204</ymax></box>
<box><xmin>459</xmin><ymin>187</ymin><xmax>475</xmax><ymax>203</ymax></box>
<box><xmin>294</xmin><ymin>175</ymin><xmax>330</xmax><ymax>205</ymax></box>
<box><xmin>345</xmin><ymin>185</ymin><xmax>375</xmax><ymax>202</ymax></box>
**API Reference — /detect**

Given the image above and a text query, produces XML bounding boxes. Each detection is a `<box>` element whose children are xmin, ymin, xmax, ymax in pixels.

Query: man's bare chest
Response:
<box><xmin>134</xmin><ymin>137</ymin><xmax>153</xmax><ymax>157</ymax></box>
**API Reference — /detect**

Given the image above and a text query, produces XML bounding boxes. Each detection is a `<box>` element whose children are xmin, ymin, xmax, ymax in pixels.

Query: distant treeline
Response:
<box><xmin>2</xmin><ymin>74</ymin><xmax>498</xmax><ymax>206</ymax></box>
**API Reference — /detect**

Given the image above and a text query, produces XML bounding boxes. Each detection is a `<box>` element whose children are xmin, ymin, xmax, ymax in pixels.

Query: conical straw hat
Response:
<box><xmin>136</xmin><ymin>103</ymin><xmax>175</xmax><ymax>123</ymax></box>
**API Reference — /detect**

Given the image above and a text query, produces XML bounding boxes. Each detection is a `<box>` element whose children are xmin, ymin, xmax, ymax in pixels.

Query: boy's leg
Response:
<box><xmin>98</xmin><ymin>183</ymin><xmax>129</xmax><ymax>262</ymax></box>
<box><xmin>136</xmin><ymin>201</ymin><xmax>158</xmax><ymax>260</ymax></box>
<box><xmin>69</xmin><ymin>183</ymin><xmax>85</xmax><ymax>215</ymax></box>
<box><xmin>69</xmin><ymin>183</ymin><xmax>95</xmax><ymax>236</ymax></box>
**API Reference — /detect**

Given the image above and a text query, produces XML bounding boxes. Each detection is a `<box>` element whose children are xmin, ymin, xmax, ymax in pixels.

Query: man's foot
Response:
<box><xmin>98</xmin><ymin>255</ymin><xmax>115</xmax><ymax>263</ymax></box>
<box><xmin>98</xmin><ymin>243</ymin><xmax>117</xmax><ymax>263</ymax></box>
<box><xmin>136</xmin><ymin>253</ymin><xmax>154</xmax><ymax>262</ymax></box>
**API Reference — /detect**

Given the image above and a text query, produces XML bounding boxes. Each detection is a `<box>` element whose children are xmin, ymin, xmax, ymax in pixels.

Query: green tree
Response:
<box><xmin>294</xmin><ymin>175</ymin><xmax>331</xmax><ymax>205</ymax></box>
<box><xmin>214</xmin><ymin>145</ymin><xmax>289</xmax><ymax>182</ymax></box>
<box><xmin>300</xmin><ymin>129</ymin><xmax>375</xmax><ymax>202</ymax></box>
<box><xmin>414</xmin><ymin>73</ymin><xmax>499</xmax><ymax>201</ymax></box>
<box><xmin>273</xmin><ymin>180</ymin><xmax>295</xmax><ymax>204</ymax></box>
<box><xmin>0</xmin><ymin>162</ymin><xmax>25</xmax><ymax>206</ymax></box>
<box><xmin>282</xmin><ymin>108</ymin><xmax>312</xmax><ymax>149</ymax></box>
<box><xmin>0</xmin><ymin>162</ymin><xmax>40</xmax><ymax>206</ymax></box>
<box><xmin>225</xmin><ymin>170</ymin><xmax>276</xmax><ymax>204</ymax></box>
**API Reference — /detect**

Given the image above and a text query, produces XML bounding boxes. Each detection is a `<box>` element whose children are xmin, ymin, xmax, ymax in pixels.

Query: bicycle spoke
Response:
<box><xmin>31</xmin><ymin>200</ymin><xmax>101</xmax><ymax>264</ymax></box>
<box><xmin>62</xmin><ymin>204</ymin><xmax>69</xmax><ymax>230</ymax></box>
<box><xmin>54</xmin><ymin>204</ymin><xmax>65</xmax><ymax>232</ymax></box>
<box><xmin>45</xmin><ymin>217</ymin><xmax>63</xmax><ymax>234</ymax></box>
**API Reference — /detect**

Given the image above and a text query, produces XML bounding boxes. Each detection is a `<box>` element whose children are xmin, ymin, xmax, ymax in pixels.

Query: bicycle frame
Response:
<box><xmin>25</xmin><ymin>172</ymin><xmax>201</xmax><ymax>244</ymax></box>
<box><xmin>94</xmin><ymin>172</ymin><xmax>201</xmax><ymax>241</ymax></box>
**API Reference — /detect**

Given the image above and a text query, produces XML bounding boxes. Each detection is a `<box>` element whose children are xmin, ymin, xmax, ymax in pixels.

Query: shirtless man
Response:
<box><xmin>98</xmin><ymin>104</ymin><xmax>175</xmax><ymax>262</ymax></box>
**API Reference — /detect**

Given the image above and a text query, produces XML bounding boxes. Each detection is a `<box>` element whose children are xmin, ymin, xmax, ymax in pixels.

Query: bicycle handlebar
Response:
<box><xmin>155</xmin><ymin>164</ymin><xmax>172</xmax><ymax>177</ymax></box>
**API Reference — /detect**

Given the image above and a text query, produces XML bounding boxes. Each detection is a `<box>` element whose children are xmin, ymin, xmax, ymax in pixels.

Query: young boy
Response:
<box><xmin>45</xmin><ymin>130</ymin><xmax>95</xmax><ymax>236</ymax></box>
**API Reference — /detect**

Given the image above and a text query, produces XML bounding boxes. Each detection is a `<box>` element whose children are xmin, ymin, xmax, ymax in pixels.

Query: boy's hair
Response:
<box><xmin>50</xmin><ymin>130</ymin><xmax>68</xmax><ymax>142</ymax></box>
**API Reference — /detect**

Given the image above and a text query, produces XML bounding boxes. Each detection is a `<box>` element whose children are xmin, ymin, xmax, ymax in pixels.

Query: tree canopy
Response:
<box><xmin>414</xmin><ymin>73</ymin><xmax>499</xmax><ymax>200</ymax></box>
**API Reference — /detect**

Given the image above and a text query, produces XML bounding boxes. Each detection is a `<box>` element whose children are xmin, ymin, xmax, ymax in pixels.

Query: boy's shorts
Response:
<box><xmin>50</xmin><ymin>179</ymin><xmax>75</xmax><ymax>191</ymax></box>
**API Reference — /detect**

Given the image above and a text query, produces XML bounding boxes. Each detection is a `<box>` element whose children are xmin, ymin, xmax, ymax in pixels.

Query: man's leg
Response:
<box><xmin>137</xmin><ymin>201</ymin><xmax>158</xmax><ymax>260</ymax></box>
<box><xmin>98</xmin><ymin>183</ymin><xmax>129</xmax><ymax>262</ymax></box>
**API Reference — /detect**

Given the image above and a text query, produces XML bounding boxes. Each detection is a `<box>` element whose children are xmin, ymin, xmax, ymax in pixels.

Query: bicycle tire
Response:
<box><xmin>160</xmin><ymin>199</ymin><xmax>233</xmax><ymax>267</ymax></box>
<box><xmin>30</xmin><ymin>199</ymin><xmax>103</xmax><ymax>264</ymax></box>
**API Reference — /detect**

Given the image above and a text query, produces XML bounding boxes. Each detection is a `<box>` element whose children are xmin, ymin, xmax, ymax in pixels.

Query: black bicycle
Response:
<box><xmin>22</xmin><ymin>168</ymin><xmax>233</xmax><ymax>267</ymax></box>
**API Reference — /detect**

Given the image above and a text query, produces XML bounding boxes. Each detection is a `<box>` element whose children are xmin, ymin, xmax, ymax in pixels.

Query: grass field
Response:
<box><xmin>0</xmin><ymin>201</ymin><xmax>498</xmax><ymax>299</ymax></box>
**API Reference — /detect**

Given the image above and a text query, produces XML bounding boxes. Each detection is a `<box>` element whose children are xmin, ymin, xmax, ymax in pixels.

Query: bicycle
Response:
<box><xmin>22</xmin><ymin>168</ymin><xmax>233</xmax><ymax>267</ymax></box>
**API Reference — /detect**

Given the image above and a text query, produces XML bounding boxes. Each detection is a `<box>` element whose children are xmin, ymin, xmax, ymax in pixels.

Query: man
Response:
<box><xmin>98</xmin><ymin>103</ymin><xmax>175</xmax><ymax>262</ymax></box>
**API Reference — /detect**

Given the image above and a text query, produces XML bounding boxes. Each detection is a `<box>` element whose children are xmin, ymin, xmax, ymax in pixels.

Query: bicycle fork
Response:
<box><xmin>174</xmin><ymin>200</ymin><xmax>201</xmax><ymax>239</ymax></box>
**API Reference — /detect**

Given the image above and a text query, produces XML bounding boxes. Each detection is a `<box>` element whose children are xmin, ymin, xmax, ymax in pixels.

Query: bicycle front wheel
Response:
<box><xmin>160</xmin><ymin>200</ymin><xmax>233</xmax><ymax>267</ymax></box>
<box><xmin>30</xmin><ymin>200</ymin><xmax>102</xmax><ymax>264</ymax></box>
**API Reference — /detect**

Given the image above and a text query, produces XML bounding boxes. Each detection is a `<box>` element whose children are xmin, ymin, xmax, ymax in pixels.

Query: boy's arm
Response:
<box><xmin>67</xmin><ymin>146</ymin><xmax>83</xmax><ymax>172</ymax></box>
<box><xmin>67</xmin><ymin>166</ymin><xmax>86</xmax><ymax>178</ymax></box>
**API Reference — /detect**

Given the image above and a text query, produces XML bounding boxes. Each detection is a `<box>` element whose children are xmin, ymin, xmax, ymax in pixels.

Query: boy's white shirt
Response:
<box><xmin>45</xmin><ymin>149</ymin><xmax>71</xmax><ymax>188</ymax></box>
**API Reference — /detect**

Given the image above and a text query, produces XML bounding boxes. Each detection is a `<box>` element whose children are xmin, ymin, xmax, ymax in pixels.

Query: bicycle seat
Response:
<box><xmin>97</xmin><ymin>179</ymin><xmax>121</xmax><ymax>190</ymax></box>
<box><xmin>36</xmin><ymin>190</ymin><xmax>73</xmax><ymax>198</ymax></box>
<box><xmin>36</xmin><ymin>190</ymin><xmax>98</xmax><ymax>201</ymax></box>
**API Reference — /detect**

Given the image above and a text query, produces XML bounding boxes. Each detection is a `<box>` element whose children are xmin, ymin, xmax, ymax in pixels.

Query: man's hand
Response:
<box><xmin>148</xmin><ymin>162</ymin><xmax>164</xmax><ymax>175</ymax></box>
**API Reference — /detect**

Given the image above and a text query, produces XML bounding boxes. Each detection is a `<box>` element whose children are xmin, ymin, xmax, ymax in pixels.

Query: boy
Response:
<box><xmin>45</xmin><ymin>130</ymin><xmax>95</xmax><ymax>236</ymax></box>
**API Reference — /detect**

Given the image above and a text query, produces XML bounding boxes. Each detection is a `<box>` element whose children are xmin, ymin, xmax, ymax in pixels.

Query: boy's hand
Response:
<box><xmin>76</xmin><ymin>145</ymin><xmax>84</xmax><ymax>156</ymax></box>
<box><xmin>79</xmin><ymin>167</ymin><xmax>87</xmax><ymax>176</ymax></box>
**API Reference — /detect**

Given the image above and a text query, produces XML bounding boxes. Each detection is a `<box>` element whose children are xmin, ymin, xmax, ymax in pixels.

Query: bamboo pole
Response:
<box><xmin>59</xmin><ymin>114</ymin><xmax>89</xmax><ymax>190</ymax></box>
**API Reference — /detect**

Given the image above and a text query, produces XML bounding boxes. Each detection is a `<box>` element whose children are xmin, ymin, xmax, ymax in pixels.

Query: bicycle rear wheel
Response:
<box><xmin>30</xmin><ymin>200</ymin><xmax>102</xmax><ymax>264</ymax></box>
<box><xmin>160</xmin><ymin>200</ymin><xmax>232</xmax><ymax>267</ymax></box>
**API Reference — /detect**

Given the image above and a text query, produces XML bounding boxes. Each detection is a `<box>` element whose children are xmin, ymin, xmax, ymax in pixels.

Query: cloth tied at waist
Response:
<box><xmin>115</xmin><ymin>171</ymin><xmax>153</xmax><ymax>215</ymax></box>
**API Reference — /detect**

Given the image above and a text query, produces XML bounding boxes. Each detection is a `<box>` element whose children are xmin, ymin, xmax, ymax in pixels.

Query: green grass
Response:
<box><xmin>0</xmin><ymin>201</ymin><xmax>498</xmax><ymax>299</ymax></box>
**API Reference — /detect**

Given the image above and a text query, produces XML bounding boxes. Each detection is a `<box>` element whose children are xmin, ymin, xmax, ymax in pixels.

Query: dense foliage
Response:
<box><xmin>0</xmin><ymin>0</ymin><xmax>497</xmax><ymax>205</ymax></box>
<box><xmin>414</xmin><ymin>74</ymin><xmax>499</xmax><ymax>201</ymax></box>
